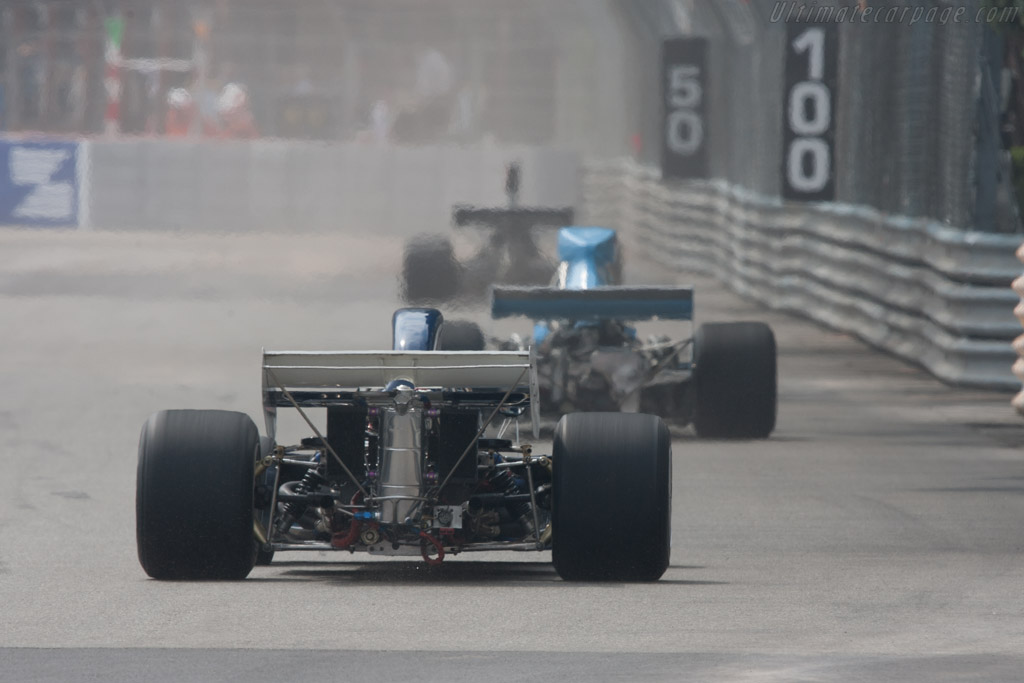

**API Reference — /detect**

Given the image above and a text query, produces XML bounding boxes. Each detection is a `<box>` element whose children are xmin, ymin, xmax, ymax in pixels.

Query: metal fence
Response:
<box><xmin>0</xmin><ymin>0</ymin><xmax>617</xmax><ymax>148</ymax></box>
<box><xmin>4</xmin><ymin>0</ymin><xmax>1021</xmax><ymax>233</ymax></box>
<box><xmin>583</xmin><ymin>1</ymin><xmax>1024</xmax><ymax>392</ymax></box>
<box><xmin>615</xmin><ymin>0</ymin><xmax>1021</xmax><ymax>234</ymax></box>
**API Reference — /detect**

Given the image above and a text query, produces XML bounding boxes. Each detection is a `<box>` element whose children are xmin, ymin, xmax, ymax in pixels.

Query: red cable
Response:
<box><xmin>419</xmin><ymin>531</ymin><xmax>445</xmax><ymax>566</ymax></box>
<box><xmin>331</xmin><ymin>519</ymin><xmax>361</xmax><ymax>549</ymax></box>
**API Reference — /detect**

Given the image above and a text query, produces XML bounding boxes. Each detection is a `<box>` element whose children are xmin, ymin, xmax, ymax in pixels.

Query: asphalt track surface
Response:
<box><xmin>1</xmin><ymin>227</ymin><xmax>1023</xmax><ymax>682</ymax></box>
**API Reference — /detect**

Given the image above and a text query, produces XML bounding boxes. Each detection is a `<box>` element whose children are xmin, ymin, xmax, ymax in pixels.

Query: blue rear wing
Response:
<box><xmin>491</xmin><ymin>285</ymin><xmax>694</xmax><ymax>322</ymax></box>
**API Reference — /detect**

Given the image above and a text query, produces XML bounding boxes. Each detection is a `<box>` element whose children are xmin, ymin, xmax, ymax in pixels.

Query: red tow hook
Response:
<box><xmin>419</xmin><ymin>531</ymin><xmax>445</xmax><ymax>566</ymax></box>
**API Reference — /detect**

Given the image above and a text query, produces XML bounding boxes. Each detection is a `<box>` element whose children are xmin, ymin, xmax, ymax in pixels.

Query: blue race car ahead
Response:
<box><xmin>492</xmin><ymin>226</ymin><xmax>777</xmax><ymax>439</ymax></box>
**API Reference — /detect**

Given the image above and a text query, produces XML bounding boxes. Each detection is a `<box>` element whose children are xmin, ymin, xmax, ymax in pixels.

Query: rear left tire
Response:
<box><xmin>137</xmin><ymin>409</ymin><xmax>259</xmax><ymax>580</ymax></box>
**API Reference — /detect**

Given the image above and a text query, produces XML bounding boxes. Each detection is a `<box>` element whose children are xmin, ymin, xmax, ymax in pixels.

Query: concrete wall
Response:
<box><xmin>80</xmin><ymin>140</ymin><xmax>579</xmax><ymax>235</ymax></box>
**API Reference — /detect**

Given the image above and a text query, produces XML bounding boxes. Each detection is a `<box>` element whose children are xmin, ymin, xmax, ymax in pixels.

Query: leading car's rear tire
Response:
<box><xmin>436</xmin><ymin>320</ymin><xmax>485</xmax><ymax>351</ymax></box>
<box><xmin>693</xmin><ymin>321</ymin><xmax>776</xmax><ymax>439</ymax></box>
<box><xmin>552</xmin><ymin>412</ymin><xmax>671</xmax><ymax>582</ymax></box>
<box><xmin>137</xmin><ymin>409</ymin><xmax>259</xmax><ymax>580</ymax></box>
<box><xmin>401</xmin><ymin>235</ymin><xmax>461</xmax><ymax>304</ymax></box>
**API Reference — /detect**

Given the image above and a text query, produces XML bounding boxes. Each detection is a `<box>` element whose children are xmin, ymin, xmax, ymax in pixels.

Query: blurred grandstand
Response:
<box><xmin>0</xmin><ymin>0</ymin><xmax>580</xmax><ymax>144</ymax></box>
<box><xmin>3</xmin><ymin>0</ymin><xmax>1023</xmax><ymax>232</ymax></box>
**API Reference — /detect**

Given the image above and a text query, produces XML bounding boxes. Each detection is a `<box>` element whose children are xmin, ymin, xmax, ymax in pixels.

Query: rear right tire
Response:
<box><xmin>436</xmin><ymin>320</ymin><xmax>486</xmax><ymax>351</ymax></box>
<box><xmin>693</xmin><ymin>321</ymin><xmax>776</xmax><ymax>439</ymax></box>
<box><xmin>551</xmin><ymin>412</ymin><xmax>671</xmax><ymax>582</ymax></box>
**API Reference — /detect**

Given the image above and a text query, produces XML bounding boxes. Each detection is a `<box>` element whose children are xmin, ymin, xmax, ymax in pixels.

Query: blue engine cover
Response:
<box><xmin>392</xmin><ymin>308</ymin><xmax>443</xmax><ymax>351</ymax></box>
<box><xmin>557</xmin><ymin>227</ymin><xmax>618</xmax><ymax>290</ymax></box>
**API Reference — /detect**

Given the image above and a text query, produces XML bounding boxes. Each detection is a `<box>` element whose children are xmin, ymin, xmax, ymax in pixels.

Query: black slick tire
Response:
<box><xmin>551</xmin><ymin>412</ymin><xmax>671</xmax><ymax>582</ymax></box>
<box><xmin>693</xmin><ymin>321</ymin><xmax>777</xmax><ymax>439</ymax></box>
<box><xmin>436</xmin><ymin>320</ymin><xmax>486</xmax><ymax>351</ymax></box>
<box><xmin>137</xmin><ymin>409</ymin><xmax>259</xmax><ymax>580</ymax></box>
<box><xmin>401</xmin><ymin>235</ymin><xmax>461</xmax><ymax>304</ymax></box>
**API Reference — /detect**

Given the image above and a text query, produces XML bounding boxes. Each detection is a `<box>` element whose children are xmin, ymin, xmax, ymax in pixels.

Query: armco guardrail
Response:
<box><xmin>1013</xmin><ymin>243</ymin><xmax>1024</xmax><ymax>411</ymax></box>
<box><xmin>1</xmin><ymin>137</ymin><xmax>579</xmax><ymax>235</ymax></box>
<box><xmin>584</xmin><ymin>159</ymin><xmax>1021</xmax><ymax>390</ymax></box>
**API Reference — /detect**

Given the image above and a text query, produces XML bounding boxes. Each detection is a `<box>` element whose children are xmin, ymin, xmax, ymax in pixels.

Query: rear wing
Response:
<box><xmin>262</xmin><ymin>349</ymin><xmax>539</xmax><ymax>437</ymax></box>
<box><xmin>452</xmin><ymin>205</ymin><xmax>574</xmax><ymax>231</ymax></box>
<box><xmin>491</xmin><ymin>285</ymin><xmax>694</xmax><ymax>322</ymax></box>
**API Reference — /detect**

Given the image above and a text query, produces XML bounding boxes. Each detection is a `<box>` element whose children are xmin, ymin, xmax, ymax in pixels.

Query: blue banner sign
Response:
<box><xmin>0</xmin><ymin>139</ymin><xmax>80</xmax><ymax>227</ymax></box>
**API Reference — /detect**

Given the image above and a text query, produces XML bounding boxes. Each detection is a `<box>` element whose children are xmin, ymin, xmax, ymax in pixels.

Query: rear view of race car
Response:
<box><xmin>136</xmin><ymin>309</ymin><xmax>671</xmax><ymax>582</ymax></box>
<box><xmin>492</xmin><ymin>226</ymin><xmax>778</xmax><ymax>439</ymax></box>
<box><xmin>401</xmin><ymin>163</ymin><xmax>574</xmax><ymax>304</ymax></box>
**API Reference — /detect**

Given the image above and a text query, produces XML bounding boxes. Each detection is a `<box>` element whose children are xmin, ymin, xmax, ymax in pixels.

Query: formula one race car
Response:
<box><xmin>491</xmin><ymin>226</ymin><xmax>777</xmax><ymax>439</ymax></box>
<box><xmin>401</xmin><ymin>163</ymin><xmax>574</xmax><ymax>304</ymax></box>
<box><xmin>136</xmin><ymin>309</ymin><xmax>671</xmax><ymax>582</ymax></box>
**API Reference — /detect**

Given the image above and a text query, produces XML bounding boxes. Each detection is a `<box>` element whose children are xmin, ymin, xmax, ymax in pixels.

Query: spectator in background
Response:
<box><xmin>194</xmin><ymin>63</ymin><xmax>231</xmax><ymax>136</ymax></box>
<box><xmin>369</xmin><ymin>98</ymin><xmax>393</xmax><ymax>144</ymax></box>
<box><xmin>215</xmin><ymin>81</ymin><xmax>258</xmax><ymax>138</ymax></box>
<box><xmin>415</xmin><ymin>48</ymin><xmax>453</xmax><ymax>102</ymax></box>
<box><xmin>412</xmin><ymin>47</ymin><xmax>453</xmax><ymax>139</ymax></box>
<box><xmin>353</xmin><ymin>85</ymin><xmax>395</xmax><ymax>145</ymax></box>
<box><xmin>16</xmin><ymin>39</ymin><xmax>43</xmax><ymax>128</ymax></box>
<box><xmin>194</xmin><ymin>77</ymin><xmax>222</xmax><ymax>136</ymax></box>
<box><xmin>391</xmin><ymin>47</ymin><xmax>455</xmax><ymax>144</ymax></box>
<box><xmin>164</xmin><ymin>87</ymin><xmax>198</xmax><ymax>136</ymax></box>
<box><xmin>68</xmin><ymin>64</ymin><xmax>88</xmax><ymax>133</ymax></box>
<box><xmin>449</xmin><ymin>84</ymin><xmax>484</xmax><ymax>143</ymax></box>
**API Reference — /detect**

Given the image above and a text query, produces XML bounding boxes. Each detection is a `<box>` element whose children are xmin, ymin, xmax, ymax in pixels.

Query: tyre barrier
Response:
<box><xmin>583</xmin><ymin>159</ymin><xmax>1022</xmax><ymax>391</ymax></box>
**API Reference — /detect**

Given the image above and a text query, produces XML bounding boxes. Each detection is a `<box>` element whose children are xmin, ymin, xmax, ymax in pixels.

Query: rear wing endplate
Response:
<box><xmin>491</xmin><ymin>285</ymin><xmax>694</xmax><ymax>322</ymax></box>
